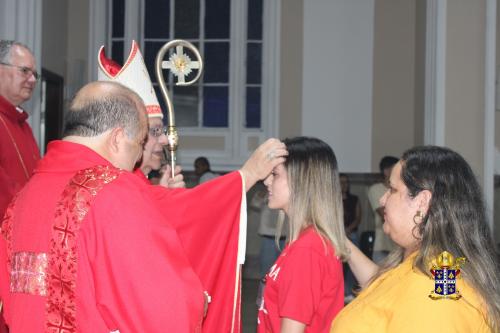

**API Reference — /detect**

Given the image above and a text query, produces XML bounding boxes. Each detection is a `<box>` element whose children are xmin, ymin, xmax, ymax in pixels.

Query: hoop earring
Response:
<box><xmin>411</xmin><ymin>211</ymin><xmax>424</xmax><ymax>241</ymax></box>
<box><xmin>413</xmin><ymin>211</ymin><xmax>423</xmax><ymax>225</ymax></box>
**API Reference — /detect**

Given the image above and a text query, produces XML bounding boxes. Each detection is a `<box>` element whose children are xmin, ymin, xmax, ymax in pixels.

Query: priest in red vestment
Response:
<box><xmin>0</xmin><ymin>40</ymin><xmax>40</xmax><ymax>220</ymax></box>
<box><xmin>0</xmin><ymin>40</ymin><xmax>40</xmax><ymax>333</ymax></box>
<box><xmin>0</xmin><ymin>81</ymin><xmax>287</xmax><ymax>332</ymax></box>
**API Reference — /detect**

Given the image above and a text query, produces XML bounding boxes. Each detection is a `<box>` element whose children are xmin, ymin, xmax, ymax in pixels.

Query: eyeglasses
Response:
<box><xmin>149</xmin><ymin>126</ymin><xmax>167</xmax><ymax>137</ymax></box>
<box><xmin>0</xmin><ymin>62</ymin><xmax>40</xmax><ymax>81</ymax></box>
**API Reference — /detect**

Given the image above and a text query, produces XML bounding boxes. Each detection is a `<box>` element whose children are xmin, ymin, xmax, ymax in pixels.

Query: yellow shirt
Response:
<box><xmin>331</xmin><ymin>254</ymin><xmax>492</xmax><ymax>333</ymax></box>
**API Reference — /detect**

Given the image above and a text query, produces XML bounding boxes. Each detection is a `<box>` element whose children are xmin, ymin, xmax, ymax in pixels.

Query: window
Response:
<box><xmin>246</xmin><ymin>0</ymin><xmax>263</xmax><ymax>128</ymax></box>
<box><xmin>143</xmin><ymin>0</ymin><xmax>232</xmax><ymax>128</ymax></box>
<box><xmin>103</xmin><ymin>0</ymin><xmax>279</xmax><ymax>169</ymax></box>
<box><xmin>110</xmin><ymin>0</ymin><xmax>125</xmax><ymax>65</ymax></box>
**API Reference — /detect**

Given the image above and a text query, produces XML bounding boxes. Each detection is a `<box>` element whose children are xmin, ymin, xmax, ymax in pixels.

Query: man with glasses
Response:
<box><xmin>136</xmin><ymin>105</ymin><xmax>183</xmax><ymax>186</ymax></box>
<box><xmin>0</xmin><ymin>40</ymin><xmax>40</xmax><ymax>220</ymax></box>
<box><xmin>0</xmin><ymin>40</ymin><xmax>39</xmax><ymax>333</ymax></box>
<box><xmin>97</xmin><ymin>41</ymin><xmax>185</xmax><ymax>187</ymax></box>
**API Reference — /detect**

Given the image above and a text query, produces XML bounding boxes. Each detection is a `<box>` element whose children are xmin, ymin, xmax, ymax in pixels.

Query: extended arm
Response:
<box><xmin>347</xmin><ymin>239</ymin><xmax>379</xmax><ymax>288</ymax></box>
<box><xmin>157</xmin><ymin>138</ymin><xmax>287</xmax><ymax>192</ymax></box>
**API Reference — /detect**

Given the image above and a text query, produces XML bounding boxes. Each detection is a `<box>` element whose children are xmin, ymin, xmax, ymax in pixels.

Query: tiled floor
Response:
<box><xmin>241</xmin><ymin>278</ymin><xmax>259</xmax><ymax>333</ymax></box>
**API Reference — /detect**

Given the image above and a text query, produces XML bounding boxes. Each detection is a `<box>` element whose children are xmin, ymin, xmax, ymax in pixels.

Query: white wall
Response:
<box><xmin>42</xmin><ymin>0</ymin><xmax>68</xmax><ymax>78</ymax></box>
<box><xmin>371</xmin><ymin>0</ymin><xmax>416</xmax><ymax>169</ymax></box>
<box><xmin>302</xmin><ymin>0</ymin><xmax>375</xmax><ymax>172</ymax></box>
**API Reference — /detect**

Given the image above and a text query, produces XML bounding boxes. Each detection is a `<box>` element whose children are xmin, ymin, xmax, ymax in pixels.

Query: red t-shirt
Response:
<box><xmin>257</xmin><ymin>227</ymin><xmax>344</xmax><ymax>333</ymax></box>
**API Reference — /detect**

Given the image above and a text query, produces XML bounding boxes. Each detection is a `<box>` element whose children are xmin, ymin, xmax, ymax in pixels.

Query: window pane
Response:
<box><xmin>144</xmin><ymin>42</ymin><xmax>166</xmax><ymax>83</ymax></box>
<box><xmin>111</xmin><ymin>41</ymin><xmax>124</xmax><ymax>65</ymax></box>
<box><xmin>145</xmin><ymin>0</ymin><xmax>170</xmax><ymax>38</ymax></box>
<box><xmin>246</xmin><ymin>87</ymin><xmax>261</xmax><ymax>128</ymax></box>
<box><xmin>173</xmin><ymin>85</ymin><xmax>199</xmax><ymax>127</ymax></box>
<box><xmin>153</xmin><ymin>85</ymin><xmax>168</xmax><ymax>121</ymax></box>
<box><xmin>203</xmin><ymin>87</ymin><xmax>228</xmax><ymax>127</ymax></box>
<box><xmin>154</xmin><ymin>86</ymin><xmax>200</xmax><ymax>127</ymax></box>
<box><xmin>112</xmin><ymin>0</ymin><xmax>125</xmax><ymax>38</ymax></box>
<box><xmin>204</xmin><ymin>42</ymin><xmax>229</xmax><ymax>83</ymax></box>
<box><xmin>247</xmin><ymin>0</ymin><xmax>263</xmax><ymax>39</ymax></box>
<box><xmin>174</xmin><ymin>0</ymin><xmax>199</xmax><ymax>39</ymax></box>
<box><xmin>246</xmin><ymin>43</ymin><xmax>262</xmax><ymax>84</ymax></box>
<box><xmin>205</xmin><ymin>0</ymin><xmax>230</xmax><ymax>39</ymax></box>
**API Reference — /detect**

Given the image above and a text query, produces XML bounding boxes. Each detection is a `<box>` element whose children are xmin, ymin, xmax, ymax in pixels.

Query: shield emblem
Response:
<box><xmin>434</xmin><ymin>268</ymin><xmax>457</xmax><ymax>296</ymax></box>
<box><xmin>429</xmin><ymin>251</ymin><xmax>465</xmax><ymax>300</ymax></box>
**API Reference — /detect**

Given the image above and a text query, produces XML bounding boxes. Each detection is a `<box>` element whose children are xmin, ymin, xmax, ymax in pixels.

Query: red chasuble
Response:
<box><xmin>102</xmin><ymin>43</ymin><xmax>246</xmax><ymax>331</ymax></box>
<box><xmin>0</xmin><ymin>141</ymin><xmax>205</xmax><ymax>332</ymax></box>
<box><xmin>0</xmin><ymin>95</ymin><xmax>40</xmax><ymax>218</ymax></box>
<box><xmin>148</xmin><ymin>173</ymin><xmax>246</xmax><ymax>333</ymax></box>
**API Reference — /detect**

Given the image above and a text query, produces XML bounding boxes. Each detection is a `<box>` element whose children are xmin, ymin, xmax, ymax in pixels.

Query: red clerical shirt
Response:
<box><xmin>0</xmin><ymin>95</ymin><xmax>40</xmax><ymax>219</ymax></box>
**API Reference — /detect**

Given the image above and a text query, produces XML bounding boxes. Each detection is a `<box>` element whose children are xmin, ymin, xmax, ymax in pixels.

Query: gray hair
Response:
<box><xmin>63</xmin><ymin>82</ymin><xmax>144</xmax><ymax>138</ymax></box>
<box><xmin>0</xmin><ymin>40</ymin><xmax>32</xmax><ymax>63</ymax></box>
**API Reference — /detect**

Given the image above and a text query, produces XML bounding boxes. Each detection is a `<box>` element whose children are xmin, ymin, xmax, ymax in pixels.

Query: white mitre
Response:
<box><xmin>97</xmin><ymin>40</ymin><xmax>163</xmax><ymax>119</ymax></box>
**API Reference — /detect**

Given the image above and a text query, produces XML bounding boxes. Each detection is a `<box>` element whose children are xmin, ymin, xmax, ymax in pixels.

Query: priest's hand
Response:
<box><xmin>240</xmin><ymin>138</ymin><xmax>287</xmax><ymax>191</ymax></box>
<box><xmin>159</xmin><ymin>165</ymin><xmax>186</xmax><ymax>188</ymax></box>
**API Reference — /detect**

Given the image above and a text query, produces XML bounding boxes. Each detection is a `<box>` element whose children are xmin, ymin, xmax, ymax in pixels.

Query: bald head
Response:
<box><xmin>63</xmin><ymin>81</ymin><xmax>147</xmax><ymax>139</ymax></box>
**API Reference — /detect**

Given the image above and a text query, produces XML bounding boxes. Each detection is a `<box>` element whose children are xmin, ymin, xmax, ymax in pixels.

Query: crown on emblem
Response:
<box><xmin>429</xmin><ymin>251</ymin><xmax>466</xmax><ymax>300</ymax></box>
<box><xmin>97</xmin><ymin>40</ymin><xmax>163</xmax><ymax>119</ymax></box>
<box><xmin>436</xmin><ymin>251</ymin><xmax>455</xmax><ymax>267</ymax></box>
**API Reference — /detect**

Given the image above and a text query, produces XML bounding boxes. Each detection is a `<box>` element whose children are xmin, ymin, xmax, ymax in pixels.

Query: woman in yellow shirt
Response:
<box><xmin>331</xmin><ymin>146</ymin><xmax>500</xmax><ymax>333</ymax></box>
